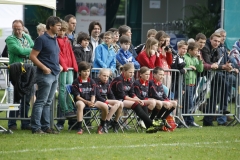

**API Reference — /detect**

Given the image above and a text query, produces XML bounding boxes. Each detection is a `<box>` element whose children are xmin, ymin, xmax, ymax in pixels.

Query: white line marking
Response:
<box><xmin>0</xmin><ymin>140</ymin><xmax>239</xmax><ymax>154</ymax></box>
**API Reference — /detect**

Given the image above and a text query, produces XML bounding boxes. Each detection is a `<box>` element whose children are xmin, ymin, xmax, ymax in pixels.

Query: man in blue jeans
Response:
<box><xmin>30</xmin><ymin>16</ymin><xmax>62</xmax><ymax>134</ymax></box>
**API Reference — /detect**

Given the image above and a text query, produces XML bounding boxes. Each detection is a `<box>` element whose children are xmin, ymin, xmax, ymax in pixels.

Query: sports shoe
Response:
<box><xmin>138</xmin><ymin>120</ymin><xmax>146</xmax><ymax>129</ymax></box>
<box><xmin>146</xmin><ymin>126</ymin><xmax>157</xmax><ymax>133</ymax></box>
<box><xmin>32</xmin><ymin>129</ymin><xmax>45</xmax><ymax>134</ymax></box>
<box><xmin>57</xmin><ymin>125</ymin><xmax>64</xmax><ymax>130</ymax></box>
<box><xmin>162</xmin><ymin>119</ymin><xmax>172</xmax><ymax>129</ymax></box>
<box><xmin>189</xmin><ymin>122</ymin><xmax>201</xmax><ymax>127</ymax></box>
<box><xmin>112</xmin><ymin>122</ymin><xmax>119</xmax><ymax>133</ymax></box>
<box><xmin>44</xmin><ymin>128</ymin><xmax>59</xmax><ymax>134</ymax></box>
<box><xmin>65</xmin><ymin>112</ymin><xmax>76</xmax><ymax>118</ymax></box>
<box><xmin>152</xmin><ymin>119</ymin><xmax>161</xmax><ymax>127</ymax></box>
<box><xmin>77</xmin><ymin>128</ymin><xmax>83</xmax><ymax>134</ymax></box>
<box><xmin>97</xmin><ymin>126</ymin><xmax>104</xmax><ymax>134</ymax></box>
<box><xmin>102</xmin><ymin>124</ymin><xmax>108</xmax><ymax>133</ymax></box>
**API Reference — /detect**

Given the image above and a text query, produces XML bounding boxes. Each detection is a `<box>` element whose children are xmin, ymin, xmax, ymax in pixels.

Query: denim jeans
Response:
<box><xmin>8</xmin><ymin>90</ymin><xmax>32</xmax><ymax>128</ymax></box>
<box><xmin>31</xmin><ymin>72</ymin><xmax>59</xmax><ymax>131</ymax></box>
<box><xmin>183</xmin><ymin>85</ymin><xmax>195</xmax><ymax>125</ymax></box>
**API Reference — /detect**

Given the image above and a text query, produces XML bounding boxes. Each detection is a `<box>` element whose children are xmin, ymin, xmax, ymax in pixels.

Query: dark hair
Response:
<box><xmin>64</xmin><ymin>14</ymin><xmax>76</xmax><ymax>23</ymax></box>
<box><xmin>155</xmin><ymin>30</ymin><xmax>166</xmax><ymax>41</ymax></box>
<box><xmin>119</xmin><ymin>35</ymin><xmax>131</xmax><ymax>44</ymax></box>
<box><xmin>139</xmin><ymin>66</ymin><xmax>150</xmax><ymax>74</ymax></box>
<box><xmin>108</xmin><ymin>28</ymin><xmax>118</xmax><ymax>33</ymax></box>
<box><xmin>46</xmin><ymin>16</ymin><xmax>61</xmax><ymax>30</ymax></box>
<box><xmin>187</xmin><ymin>42</ymin><xmax>199</xmax><ymax>52</ymax></box>
<box><xmin>118</xmin><ymin>25</ymin><xmax>131</xmax><ymax>37</ymax></box>
<box><xmin>77</xmin><ymin>32</ymin><xmax>90</xmax><ymax>44</ymax></box>
<box><xmin>99</xmin><ymin>32</ymin><xmax>104</xmax><ymax>40</ymax></box>
<box><xmin>78</xmin><ymin>61</ymin><xmax>91</xmax><ymax>73</ymax></box>
<box><xmin>88</xmin><ymin>21</ymin><xmax>102</xmax><ymax>36</ymax></box>
<box><xmin>12</xmin><ymin>20</ymin><xmax>24</xmax><ymax>26</ymax></box>
<box><xmin>195</xmin><ymin>33</ymin><xmax>207</xmax><ymax>41</ymax></box>
<box><xmin>153</xmin><ymin>66</ymin><xmax>164</xmax><ymax>74</ymax></box>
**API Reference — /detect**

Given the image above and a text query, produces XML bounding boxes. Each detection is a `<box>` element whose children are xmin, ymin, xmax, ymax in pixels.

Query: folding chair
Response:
<box><xmin>118</xmin><ymin>108</ymin><xmax>139</xmax><ymax>133</ymax></box>
<box><xmin>65</xmin><ymin>84</ymin><xmax>100</xmax><ymax>134</ymax></box>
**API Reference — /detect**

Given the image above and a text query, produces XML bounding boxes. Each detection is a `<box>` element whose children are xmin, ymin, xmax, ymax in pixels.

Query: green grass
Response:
<box><xmin>0</xmin><ymin>117</ymin><xmax>240</xmax><ymax>160</ymax></box>
<box><xmin>1</xmin><ymin>91</ymin><xmax>240</xmax><ymax>159</ymax></box>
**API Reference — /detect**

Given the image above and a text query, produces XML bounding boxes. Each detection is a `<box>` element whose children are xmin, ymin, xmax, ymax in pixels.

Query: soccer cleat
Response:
<box><xmin>102</xmin><ymin>124</ymin><xmax>108</xmax><ymax>133</ymax></box>
<box><xmin>97</xmin><ymin>126</ymin><xmax>104</xmax><ymax>134</ymax></box>
<box><xmin>152</xmin><ymin>119</ymin><xmax>161</xmax><ymax>127</ymax></box>
<box><xmin>162</xmin><ymin>119</ymin><xmax>172</xmax><ymax>129</ymax></box>
<box><xmin>146</xmin><ymin>126</ymin><xmax>157</xmax><ymax>133</ymax></box>
<box><xmin>138</xmin><ymin>120</ymin><xmax>146</xmax><ymax>129</ymax></box>
<box><xmin>77</xmin><ymin>128</ymin><xmax>83</xmax><ymax>135</ymax></box>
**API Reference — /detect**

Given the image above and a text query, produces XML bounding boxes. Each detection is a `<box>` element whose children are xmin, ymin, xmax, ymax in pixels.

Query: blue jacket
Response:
<box><xmin>116</xmin><ymin>48</ymin><xmax>140</xmax><ymax>69</ymax></box>
<box><xmin>93</xmin><ymin>43</ymin><xmax>116</xmax><ymax>73</ymax></box>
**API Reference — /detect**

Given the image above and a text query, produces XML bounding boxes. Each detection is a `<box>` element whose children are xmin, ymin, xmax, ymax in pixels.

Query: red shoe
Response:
<box><xmin>97</xmin><ymin>126</ymin><xmax>104</xmax><ymax>134</ymax></box>
<box><xmin>77</xmin><ymin>128</ymin><xmax>83</xmax><ymax>135</ymax></box>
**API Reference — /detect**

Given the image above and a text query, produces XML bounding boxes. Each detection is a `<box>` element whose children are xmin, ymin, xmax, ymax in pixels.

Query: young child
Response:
<box><xmin>95</xmin><ymin>68</ymin><xmax>123</xmax><ymax>133</ymax></box>
<box><xmin>110</xmin><ymin>63</ymin><xmax>160</xmax><ymax>133</ymax></box>
<box><xmin>116</xmin><ymin>35</ymin><xmax>140</xmax><ymax>69</ymax></box>
<box><xmin>72</xmin><ymin>61</ymin><xmax>109</xmax><ymax>134</ymax></box>
<box><xmin>182</xmin><ymin>42</ymin><xmax>203</xmax><ymax>127</ymax></box>
<box><xmin>136</xmin><ymin>37</ymin><xmax>161</xmax><ymax>79</ymax></box>
<box><xmin>155</xmin><ymin>31</ymin><xmax>173</xmax><ymax>89</ymax></box>
<box><xmin>73</xmin><ymin>32</ymin><xmax>93</xmax><ymax>65</ymax></box>
<box><xmin>57</xmin><ymin>20</ymin><xmax>78</xmax><ymax>118</ymax></box>
<box><xmin>93</xmin><ymin>31</ymin><xmax>116</xmax><ymax>76</ymax></box>
<box><xmin>149</xmin><ymin>67</ymin><xmax>177</xmax><ymax>129</ymax></box>
<box><xmin>171</xmin><ymin>40</ymin><xmax>188</xmax><ymax>100</ymax></box>
<box><xmin>135</xmin><ymin>29</ymin><xmax>157</xmax><ymax>55</ymax></box>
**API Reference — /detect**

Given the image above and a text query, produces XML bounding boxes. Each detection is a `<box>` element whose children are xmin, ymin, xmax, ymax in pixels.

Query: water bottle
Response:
<box><xmin>7</xmin><ymin>82</ymin><xmax>14</xmax><ymax>104</ymax></box>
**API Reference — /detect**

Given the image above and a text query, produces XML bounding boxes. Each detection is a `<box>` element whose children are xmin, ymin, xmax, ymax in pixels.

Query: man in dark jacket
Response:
<box><xmin>201</xmin><ymin>32</ymin><xmax>232</xmax><ymax>126</ymax></box>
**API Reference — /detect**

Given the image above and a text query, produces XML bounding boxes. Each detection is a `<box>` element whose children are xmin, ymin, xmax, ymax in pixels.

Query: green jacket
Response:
<box><xmin>183</xmin><ymin>53</ymin><xmax>203</xmax><ymax>85</ymax></box>
<box><xmin>5</xmin><ymin>33</ymin><xmax>34</xmax><ymax>64</ymax></box>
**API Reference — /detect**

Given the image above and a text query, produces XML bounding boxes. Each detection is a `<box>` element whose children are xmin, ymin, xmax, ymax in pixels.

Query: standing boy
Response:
<box><xmin>182</xmin><ymin>42</ymin><xmax>203</xmax><ymax>127</ymax></box>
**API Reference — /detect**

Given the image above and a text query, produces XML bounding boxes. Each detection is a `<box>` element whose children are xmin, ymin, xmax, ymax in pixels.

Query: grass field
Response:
<box><xmin>0</xmin><ymin>117</ymin><xmax>240</xmax><ymax>160</ymax></box>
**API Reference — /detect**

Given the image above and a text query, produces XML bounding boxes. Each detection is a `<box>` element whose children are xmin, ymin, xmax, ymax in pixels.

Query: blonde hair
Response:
<box><xmin>147</xmin><ymin>29</ymin><xmax>157</xmax><ymax>38</ymax></box>
<box><xmin>36</xmin><ymin>23</ymin><xmax>46</xmax><ymax>32</ymax></box>
<box><xmin>145</xmin><ymin>37</ymin><xmax>158</xmax><ymax>57</ymax></box>
<box><xmin>99</xmin><ymin>68</ymin><xmax>111</xmax><ymax>76</ymax></box>
<box><xmin>61</xmin><ymin>20</ymin><xmax>68</xmax><ymax>30</ymax></box>
<box><xmin>139</xmin><ymin>66</ymin><xmax>150</xmax><ymax>74</ymax></box>
<box><xmin>177</xmin><ymin>40</ymin><xmax>188</xmax><ymax>49</ymax></box>
<box><xmin>122</xmin><ymin>63</ymin><xmax>134</xmax><ymax>71</ymax></box>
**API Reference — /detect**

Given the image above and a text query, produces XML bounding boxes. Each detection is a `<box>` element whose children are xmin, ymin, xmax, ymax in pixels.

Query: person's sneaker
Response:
<box><xmin>77</xmin><ymin>128</ymin><xmax>83</xmax><ymax>134</ymax></box>
<box><xmin>138</xmin><ymin>120</ymin><xmax>146</xmax><ymax>129</ymax></box>
<box><xmin>162</xmin><ymin>119</ymin><xmax>172</xmax><ymax>129</ymax></box>
<box><xmin>97</xmin><ymin>126</ymin><xmax>104</xmax><ymax>134</ymax></box>
<box><xmin>65</xmin><ymin>112</ymin><xmax>76</xmax><ymax>118</ymax></box>
<box><xmin>8</xmin><ymin>126</ymin><xmax>17</xmax><ymax>131</ymax></box>
<box><xmin>152</xmin><ymin>119</ymin><xmax>161</xmax><ymax>127</ymax></box>
<box><xmin>189</xmin><ymin>122</ymin><xmax>201</xmax><ymax>127</ymax></box>
<box><xmin>57</xmin><ymin>125</ymin><xmax>64</xmax><ymax>130</ymax></box>
<box><xmin>44</xmin><ymin>128</ymin><xmax>59</xmax><ymax>134</ymax></box>
<box><xmin>112</xmin><ymin>122</ymin><xmax>119</xmax><ymax>133</ymax></box>
<box><xmin>21</xmin><ymin>125</ymin><xmax>31</xmax><ymax>130</ymax></box>
<box><xmin>146</xmin><ymin>126</ymin><xmax>157</xmax><ymax>133</ymax></box>
<box><xmin>32</xmin><ymin>129</ymin><xmax>45</xmax><ymax>134</ymax></box>
<box><xmin>102</xmin><ymin>124</ymin><xmax>108</xmax><ymax>133</ymax></box>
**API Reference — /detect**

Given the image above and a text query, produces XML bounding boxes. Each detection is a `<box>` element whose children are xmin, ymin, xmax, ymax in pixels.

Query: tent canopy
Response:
<box><xmin>0</xmin><ymin>0</ymin><xmax>56</xmax><ymax>10</ymax></box>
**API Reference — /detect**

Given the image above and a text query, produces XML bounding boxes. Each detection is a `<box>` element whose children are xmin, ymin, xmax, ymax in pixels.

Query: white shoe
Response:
<box><xmin>138</xmin><ymin>120</ymin><xmax>146</xmax><ymax>129</ymax></box>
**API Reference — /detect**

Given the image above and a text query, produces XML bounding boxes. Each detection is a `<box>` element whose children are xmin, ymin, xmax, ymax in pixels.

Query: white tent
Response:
<box><xmin>0</xmin><ymin>0</ymin><xmax>56</xmax><ymax>10</ymax></box>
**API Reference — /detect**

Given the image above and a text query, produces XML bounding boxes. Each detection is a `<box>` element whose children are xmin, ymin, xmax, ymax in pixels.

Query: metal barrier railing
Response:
<box><xmin>1</xmin><ymin>63</ymin><xmax>240</xmax><ymax>131</ymax></box>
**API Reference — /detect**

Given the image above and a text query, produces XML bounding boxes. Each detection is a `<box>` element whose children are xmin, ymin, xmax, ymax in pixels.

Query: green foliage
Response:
<box><xmin>183</xmin><ymin>3</ymin><xmax>220</xmax><ymax>38</ymax></box>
